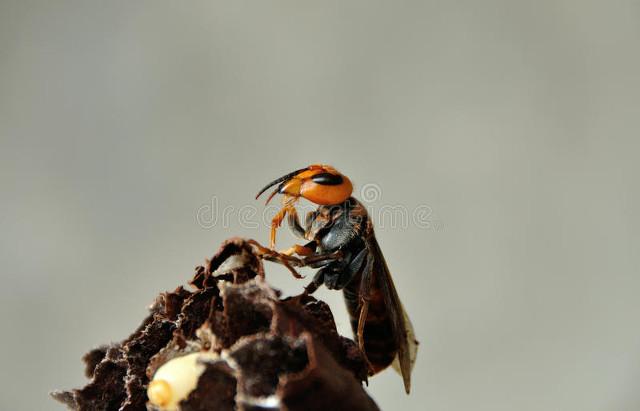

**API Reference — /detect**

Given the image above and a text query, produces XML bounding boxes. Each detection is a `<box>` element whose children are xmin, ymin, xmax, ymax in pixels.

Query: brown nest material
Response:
<box><xmin>52</xmin><ymin>238</ymin><xmax>379</xmax><ymax>411</ymax></box>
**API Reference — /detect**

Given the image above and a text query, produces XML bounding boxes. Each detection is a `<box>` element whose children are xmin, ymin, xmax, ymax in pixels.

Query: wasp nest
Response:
<box><xmin>51</xmin><ymin>238</ymin><xmax>379</xmax><ymax>411</ymax></box>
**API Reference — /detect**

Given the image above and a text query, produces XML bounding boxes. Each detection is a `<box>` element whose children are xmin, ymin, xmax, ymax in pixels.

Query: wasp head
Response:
<box><xmin>255</xmin><ymin>164</ymin><xmax>353</xmax><ymax>206</ymax></box>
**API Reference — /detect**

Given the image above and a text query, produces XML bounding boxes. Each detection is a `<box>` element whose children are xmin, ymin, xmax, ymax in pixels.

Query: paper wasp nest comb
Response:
<box><xmin>52</xmin><ymin>238</ymin><xmax>380</xmax><ymax>411</ymax></box>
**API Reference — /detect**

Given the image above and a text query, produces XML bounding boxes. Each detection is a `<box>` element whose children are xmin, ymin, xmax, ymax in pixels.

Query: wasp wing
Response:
<box><xmin>367</xmin><ymin>235</ymin><xmax>418</xmax><ymax>394</ymax></box>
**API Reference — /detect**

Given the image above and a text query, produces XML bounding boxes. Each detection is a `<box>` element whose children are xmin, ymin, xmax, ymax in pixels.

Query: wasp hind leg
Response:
<box><xmin>357</xmin><ymin>250</ymin><xmax>376</xmax><ymax>374</ymax></box>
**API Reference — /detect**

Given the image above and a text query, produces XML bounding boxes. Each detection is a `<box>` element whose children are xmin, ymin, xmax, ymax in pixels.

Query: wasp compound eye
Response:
<box><xmin>311</xmin><ymin>173</ymin><xmax>343</xmax><ymax>185</ymax></box>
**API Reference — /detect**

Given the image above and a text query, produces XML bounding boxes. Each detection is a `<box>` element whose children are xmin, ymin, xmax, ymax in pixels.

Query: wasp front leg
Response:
<box><xmin>279</xmin><ymin>208</ymin><xmax>316</xmax><ymax>256</ymax></box>
<box><xmin>269</xmin><ymin>196</ymin><xmax>299</xmax><ymax>249</ymax></box>
<box><xmin>247</xmin><ymin>239</ymin><xmax>304</xmax><ymax>279</ymax></box>
<box><xmin>286</xmin><ymin>206</ymin><xmax>307</xmax><ymax>240</ymax></box>
<box><xmin>269</xmin><ymin>207</ymin><xmax>288</xmax><ymax>250</ymax></box>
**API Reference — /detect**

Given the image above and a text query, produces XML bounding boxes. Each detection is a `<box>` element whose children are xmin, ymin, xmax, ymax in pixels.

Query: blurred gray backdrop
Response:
<box><xmin>1</xmin><ymin>1</ymin><xmax>639</xmax><ymax>410</ymax></box>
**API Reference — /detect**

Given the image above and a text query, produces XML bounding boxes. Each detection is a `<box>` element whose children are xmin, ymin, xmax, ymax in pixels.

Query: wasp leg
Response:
<box><xmin>357</xmin><ymin>250</ymin><xmax>376</xmax><ymax>374</ymax></box>
<box><xmin>286</xmin><ymin>206</ymin><xmax>306</xmax><ymax>239</ymax></box>
<box><xmin>310</xmin><ymin>247</ymin><xmax>365</xmax><ymax>290</ymax></box>
<box><xmin>280</xmin><ymin>243</ymin><xmax>315</xmax><ymax>257</ymax></box>
<box><xmin>269</xmin><ymin>207</ymin><xmax>288</xmax><ymax>249</ymax></box>
<box><xmin>303</xmin><ymin>269</ymin><xmax>325</xmax><ymax>295</ymax></box>
<box><xmin>300</xmin><ymin>249</ymin><xmax>346</xmax><ymax>294</ymax></box>
<box><xmin>303</xmin><ymin>248</ymin><xmax>361</xmax><ymax>296</ymax></box>
<box><xmin>247</xmin><ymin>240</ymin><xmax>304</xmax><ymax>279</ymax></box>
<box><xmin>303</xmin><ymin>210</ymin><xmax>317</xmax><ymax>237</ymax></box>
<box><xmin>300</xmin><ymin>249</ymin><xmax>343</xmax><ymax>268</ymax></box>
<box><xmin>270</xmin><ymin>196</ymin><xmax>298</xmax><ymax>249</ymax></box>
<box><xmin>357</xmin><ymin>301</ymin><xmax>375</xmax><ymax>374</ymax></box>
<box><xmin>319</xmin><ymin>265</ymin><xmax>347</xmax><ymax>290</ymax></box>
<box><xmin>301</xmin><ymin>250</ymin><xmax>343</xmax><ymax>294</ymax></box>
<box><xmin>282</xmin><ymin>209</ymin><xmax>317</xmax><ymax>256</ymax></box>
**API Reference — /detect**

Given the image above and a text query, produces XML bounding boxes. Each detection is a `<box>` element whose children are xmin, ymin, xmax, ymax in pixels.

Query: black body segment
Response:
<box><xmin>289</xmin><ymin>198</ymin><xmax>415</xmax><ymax>390</ymax></box>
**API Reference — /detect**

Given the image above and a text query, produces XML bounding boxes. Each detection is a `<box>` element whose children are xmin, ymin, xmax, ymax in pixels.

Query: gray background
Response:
<box><xmin>1</xmin><ymin>1</ymin><xmax>639</xmax><ymax>410</ymax></box>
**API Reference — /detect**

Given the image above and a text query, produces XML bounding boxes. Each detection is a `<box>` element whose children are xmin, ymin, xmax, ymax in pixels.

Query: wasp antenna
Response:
<box><xmin>255</xmin><ymin>167</ymin><xmax>309</xmax><ymax>200</ymax></box>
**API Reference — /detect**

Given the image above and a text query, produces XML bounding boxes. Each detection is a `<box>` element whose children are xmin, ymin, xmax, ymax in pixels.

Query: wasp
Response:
<box><xmin>255</xmin><ymin>164</ymin><xmax>418</xmax><ymax>393</ymax></box>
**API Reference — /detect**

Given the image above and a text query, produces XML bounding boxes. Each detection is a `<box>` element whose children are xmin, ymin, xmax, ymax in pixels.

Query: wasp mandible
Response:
<box><xmin>256</xmin><ymin>164</ymin><xmax>418</xmax><ymax>393</ymax></box>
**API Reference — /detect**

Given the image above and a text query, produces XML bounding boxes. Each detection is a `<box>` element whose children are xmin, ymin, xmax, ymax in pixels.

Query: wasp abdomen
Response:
<box><xmin>344</xmin><ymin>274</ymin><xmax>398</xmax><ymax>373</ymax></box>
